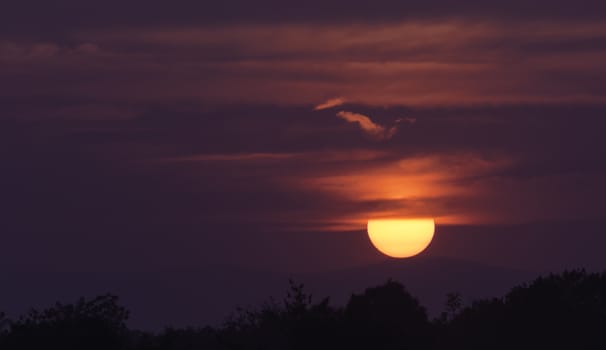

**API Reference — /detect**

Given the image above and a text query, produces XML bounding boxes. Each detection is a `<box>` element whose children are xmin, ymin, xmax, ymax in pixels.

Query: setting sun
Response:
<box><xmin>367</xmin><ymin>218</ymin><xmax>435</xmax><ymax>258</ymax></box>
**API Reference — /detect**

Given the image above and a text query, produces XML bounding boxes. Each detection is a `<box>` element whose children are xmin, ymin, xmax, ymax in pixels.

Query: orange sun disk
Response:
<box><xmin>367</xmin><ymin>218</ymin><xmax>435</xmax><ymax>258</ymax></box>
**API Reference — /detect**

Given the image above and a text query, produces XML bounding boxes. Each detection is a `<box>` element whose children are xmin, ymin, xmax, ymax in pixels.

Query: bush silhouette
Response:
<box><xmin>444</xmin><ymin>270</ymin><xmax>606</xmax><ymax>350</ymax></box>
<box><xmin>220</xmin><ymin>279</ymin><xmax>340</xmax><ymax>350</ymax></box>
<box><xmin>0</xmin><ymin>311</ymin><xmax>9</xmax><ymax>335</ymax></box>
<box><xmin>342</xmin><ymin>279</ymin><xmax>432</xmax><ymax>350</ymax></box>
<box><xmin>2</xmin><ymin>294</ymin><xmax>129</xmax><ymax>350</ymax></box>
<box><xmin>2</xmin><ymin>270</ymin><xmax>606</xmax><ymax>350</ymax></box>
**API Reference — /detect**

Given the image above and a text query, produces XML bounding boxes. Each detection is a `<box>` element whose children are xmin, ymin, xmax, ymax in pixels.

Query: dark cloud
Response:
<box><xmin>3</xmin><ymin>20</ymin><xmax>606</xmax><ymax>117</ymax></box>
<box><xmin>4</xmin><ymin>0</ymin><xmax>606</xmax><ymax>41</ymax></box>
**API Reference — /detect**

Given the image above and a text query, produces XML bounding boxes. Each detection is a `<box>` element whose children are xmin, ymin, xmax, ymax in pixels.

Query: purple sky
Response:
<box><xmin>2</xmin><ymin>0</ymin><xmax>606</xmax><ymax>328</ymax></box>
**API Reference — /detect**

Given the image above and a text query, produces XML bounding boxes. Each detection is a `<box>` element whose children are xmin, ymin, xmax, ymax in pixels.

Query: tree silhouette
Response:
<box><xmin>0</xmin><ymin>311</ymin><xmax>9</xmax><ymax>335</ymax></box>
<box><xmin>139</xmin><ymin>326</ymin><xmax>220</xmax><ymax>350</ymax></box>
<box><xmin>342</xmin><ymin>279</ymin><xmax>432</xmax><ymax>350</ymax></box>
<box><xmin>2</xmin><ymin>294</ymin><xmax>129</xmax><ymax>350</ymax></box>
<box><xmin>2</xmin><ymin>270</ymin><xmax>606</xmax><ymax>350</ymax></box>
<box><xmin>444</xmin><ymin>269</ymin><xmax>606</xmax><ymax>350</ymax></box>
<box><xmin>220</xmin><ymin>279</ymin><xmax>339</xmax><ymax>350</ymax></box>
<box><xmin>438</xmin><ymin>291</ymin><xmax>463</xmax><ymax>323</ymax></box>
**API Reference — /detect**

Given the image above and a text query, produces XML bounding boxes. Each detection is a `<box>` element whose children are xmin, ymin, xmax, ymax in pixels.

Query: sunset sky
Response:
<box><xmin>2</xmin><ymin>0</ymin><xmax>606</xmax><ymax>328</ymax></box>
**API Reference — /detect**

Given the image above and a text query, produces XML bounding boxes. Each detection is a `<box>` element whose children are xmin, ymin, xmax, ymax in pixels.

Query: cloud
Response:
<box><xmin>314</xmin><ymin>97</ymin><xmax>347</xmax><ymax>110</ymax></box>
<box><xmin>296</xmin><ymin>153</ymin><xmax>514</xmax><ymax>227</ymax></box>
<box><xmin>163</xmin><ymin>150</ymin><xmax>390</xmax><ymax>163</ymax></box>
<box><xmin>336</xmin><ymin>111</ymin><xmax>400</xmax><ymax>141</ymax></box>
<box><xmin>166</xmin><ymin>152</ymin><xmax>296</xmax><ymax>162</ymax></box>
<box><xmin>3</xmin><ymin>0</ymin><xmax>606</xmax><ymax>40</ymax></box>
<box><xmin>0</xmin><ymin>41</ymin><xmax>101</xmax><ymax>61</ymax></box>
<box><xmin>398</xmin><ymin>117</ymin><xmax>417</xmax><ymax>125</ymax></box>
<box><xmin>4</xmin><ymin>20</ymin><xmax>606</xmax><ymax>121</ymax></box>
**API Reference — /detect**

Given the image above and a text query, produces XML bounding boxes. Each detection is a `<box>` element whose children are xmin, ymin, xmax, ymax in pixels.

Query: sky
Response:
<box><xmin>2</xmin><ymin>0</ymin><xmax>606</xmax><ymax>327</ymax></box>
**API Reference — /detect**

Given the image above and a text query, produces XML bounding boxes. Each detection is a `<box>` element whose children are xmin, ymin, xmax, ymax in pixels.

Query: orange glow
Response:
<box><xmin>302</xmin><ymin>154</ymin><xmax>511</xmax><ymax>201</ymax></box>
<box><xmin>297</xmin><ymin>154</ymin><xmax>511</xmax><ymax>226</ymax></box>
<box><xmin>177</xmin><ymin>151</ymin><xmax>513</xmax><ymax>228</ymax></box>
<box><xmin>367</xmin><ymin>218</ymin><xmax>435</xmax><ymax>258</ymax></box>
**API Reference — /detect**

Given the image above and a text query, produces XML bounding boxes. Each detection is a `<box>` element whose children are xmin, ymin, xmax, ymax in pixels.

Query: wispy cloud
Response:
<box><xmin>162</xmin><ymin>150</ymin><xmax>389</xmax><ymax>163</ymax></box>
<box><xmin>166</xmin><ymin>153</ymin><xmax>297</xmax><ymax>162</ymax></box>
<box><xmin>398</xmin><ymin>117</ymin><xmax>417</xmax><ymax>125</ymax></box>
<box><xmin>336</xmin><ymin>111</ymin><xmax>400</xmax><ymax>141</ymax></box>
<box><xmin>314</xmin><ymin>97</ymin><xmax>346</xmax><ymax>110</ymax></box>
<box><xmin>296</xmin><ymin>153</ymin><xmax>514</xmax><ymax>227</ymax></box>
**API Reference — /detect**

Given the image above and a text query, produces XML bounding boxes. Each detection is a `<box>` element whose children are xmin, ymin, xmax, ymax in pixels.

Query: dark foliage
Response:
<box><xmin>2</xmin><ymin>270</ymin><xmax>606</xmax><ymax>350</ymax></box>
<box><xmin>343</xmin><ymin>279</ymin><xmax>431</xmax><ymax>350</ymax></box>
<box><xmin>219</xmin><ymin>279</ymin><xmax>340</xmax><ymax>350</ymax></box>
<box><xmin>440</xmin><ymin>269</ymin><xmax>606</xmax><ymax>350</ymax></box>
<box><xmin>0</xmin><ymin>294</ymin><xmax>129</xmax><ymax>350</ymax></box>
<box><xmin>0</xmin><ymin>311</ymin><xmax>9</xmax><ymax>335</ymax></box>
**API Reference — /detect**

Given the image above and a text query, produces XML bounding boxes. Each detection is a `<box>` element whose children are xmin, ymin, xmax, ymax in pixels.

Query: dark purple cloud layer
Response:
<box><xmin>4</xmin><ymin>0</ymin><xmax>606</xmax><ymax>40</ymax></box>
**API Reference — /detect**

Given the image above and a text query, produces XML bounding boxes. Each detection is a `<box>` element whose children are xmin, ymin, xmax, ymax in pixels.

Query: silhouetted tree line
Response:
<box><xmin>1</xmin><ymin>269</ymin><xmax>606</xmax><ymax>349</ymax></box>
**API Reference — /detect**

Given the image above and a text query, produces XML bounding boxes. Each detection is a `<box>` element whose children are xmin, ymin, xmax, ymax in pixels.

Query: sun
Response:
<box><xmin>367</xmin><ymin>218</ymin><xmax>435</xmax><ymax>258</ymax></box>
